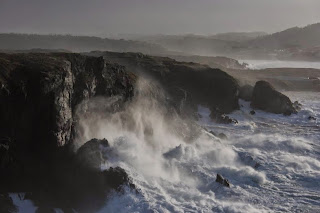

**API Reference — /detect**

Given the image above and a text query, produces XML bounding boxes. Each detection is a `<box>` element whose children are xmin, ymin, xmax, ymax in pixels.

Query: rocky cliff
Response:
<box><xmin>87</xmin><ymin>51</ymin><xmax>240</xmax><ymax>115</ymax></box>
<box><xmin>0</xmin><ymin>53</ymin><xmax>135</xmax><ymax>195</ymax></box>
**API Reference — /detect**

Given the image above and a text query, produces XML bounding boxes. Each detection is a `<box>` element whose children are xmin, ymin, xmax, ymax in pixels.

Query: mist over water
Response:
<box><xmin>241</xmin><ymin>60</ymin><xmax>320</xmax><ymax>70</ymax></box>
<box><xmin>72</xmin><ymin>77</ymin><xmax>320</xmax><ymax>212</ymax></box>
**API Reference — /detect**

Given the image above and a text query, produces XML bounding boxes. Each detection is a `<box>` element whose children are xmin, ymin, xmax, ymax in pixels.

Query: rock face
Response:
<box><xmin>87</xmin><ymin>51</ymin><xmax>240</xmax><ymax>114</ymax></box>
<box><xmin>0</xmin><ymin>53</ymin><xmax>136</xmax><ymax>201</ymax></box>
<box><xmin>0</xmin><ymin>53</ymin><xmax>135</xmax><ymax>157</ymax></box>
<box><xmin>251</xmin><ymin>81</ymin><xmax>296</xmax><ymax>115</ymax></box>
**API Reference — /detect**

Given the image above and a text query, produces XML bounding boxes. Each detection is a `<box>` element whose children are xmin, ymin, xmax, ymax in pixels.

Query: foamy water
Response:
<box><xmin>240</xmin><ymin>60</ymin><xmax>320</xmax><ymax>70</ymax></box>
<box><xmin>96</xmin><ymin>91</ymin><xmax>319</xmax><ymax>212</ymax></box>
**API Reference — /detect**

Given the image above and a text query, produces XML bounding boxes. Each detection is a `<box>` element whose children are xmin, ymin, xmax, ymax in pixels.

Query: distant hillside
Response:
<box><xmin>137</xmin><ymin>34</ymin><xmax>240</xmax><ymax>56</ymax></box>
<box><xmin>210</xmin><ymin>32</ymin><xmax>267</xmax><ymax>42</ymax></box>
<box><xmin>249</xmin><ymin>23</ymin><xmax>320</xmax><ymax>50</ymax></box>
<box><xmin>0</xmin><ymin>33</ymin><xmax>168</xmax><ymax>54</ymax></box>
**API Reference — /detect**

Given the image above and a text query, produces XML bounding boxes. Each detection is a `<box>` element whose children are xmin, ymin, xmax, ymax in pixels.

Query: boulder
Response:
<box><xmin>251</xmin><ymin>81</ymin><xmax>296</xmax><ymax>115</ymax></box>
<box><xmin>103</xmin><ymin>167</ymin><xmax>136</xmax><ymax>191</ymax></box>
<box><xmin>76</xmin><ymin>138</ymin><xmax>109</xmax><ymax>170</ymax></box>
<box><xmin>250</xmin><ymin>110</ymin><xmax>256</xmax><ymax>115</ymax></box>
<box><xmin>239</xmin><ymin>85</ymin><xmax>253</xmax><ymax>101</ymax></box>
<box><xmin>216</xmin><ymin>174</ymin><xmax>230</xmax><ymax>187</ymax></box>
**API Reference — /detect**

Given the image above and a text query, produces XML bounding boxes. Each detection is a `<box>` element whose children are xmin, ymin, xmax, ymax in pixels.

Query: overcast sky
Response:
<box><xmin>0</xmin><ymin>0</ymin><xmax>320</xmax><ymax>36</ymax></box>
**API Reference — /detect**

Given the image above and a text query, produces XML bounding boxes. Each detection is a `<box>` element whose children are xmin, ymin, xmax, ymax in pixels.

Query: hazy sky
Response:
<box><xmin>1</xmin><ymin>0</ymin><xmax>320</xmax><ymax>36</ymax></box>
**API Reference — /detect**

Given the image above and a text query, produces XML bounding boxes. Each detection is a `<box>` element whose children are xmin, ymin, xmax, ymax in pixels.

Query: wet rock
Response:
<box><xmin>251</xmin><ymin>81</ymin><xmax>297</xmax><ymax>115</ymax></box>
<box><xmin>210</xmin><ymin>108</ymin><xmax>238</xmax><ymax>124</ymax></box>
<box><xmin>239</xmin><ymin>85</ymin><xmax>253</xmax><ymax>101</ymax></box>
<box><xmin>216</xmin><ymin>174</ymin><xmax>230</xmax><ymax>187</ymax></box>
<box><xmin>76</xmin><ymin>138</ymin><xmax>109</xmax><ymax>169</ymax></box>
<box><xmin>308</xmin><ymin>116</ymin><xmax>316</xmax><ymax>121</ymax></box>
<box><xmin>103</xmin><ymin>167</ymin><xmax>136</xmax><ymax>191</ymax></box>
<box><xmin>250</xmin><ymin>110</ymin><xmax>256</xmax><ymax>115</ymax></box>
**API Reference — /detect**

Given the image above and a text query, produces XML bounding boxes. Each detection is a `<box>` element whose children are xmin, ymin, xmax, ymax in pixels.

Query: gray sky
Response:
<box><xmin>0</xmin><ymin>0</ymin><xmax>320</xmax><ymax>36</ymax></box>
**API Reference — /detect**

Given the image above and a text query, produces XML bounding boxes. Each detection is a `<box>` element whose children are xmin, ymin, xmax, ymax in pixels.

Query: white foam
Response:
<box><xmin>74</xmin><ymin>78</ymin><xmax>320</xmax><ymax>212</ymax></box>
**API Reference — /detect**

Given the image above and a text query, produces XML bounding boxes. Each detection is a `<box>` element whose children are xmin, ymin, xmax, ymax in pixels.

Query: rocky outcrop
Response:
<box><xmin>0</xmin><ymin>53</ymin><xmax>135</xmax><ymax>156</ymax></box>
<box><xmin>76</xmin><ymin>138</ymin><xmax>109</xmax><ymax>169</ymax></box>
<box><xmin>251</xmin><ymin>81</ymin><xmax>297</xmax><ymax>115</ymax></box>
<box><xmin>86</xmin><ymin>51</ymin><xmax>240</xmax><ymax>115</ymax></box>
<box><xmin>0</xmin><ymin>53</ymin><xmax>136</xmax><ymax>209</ymax></box>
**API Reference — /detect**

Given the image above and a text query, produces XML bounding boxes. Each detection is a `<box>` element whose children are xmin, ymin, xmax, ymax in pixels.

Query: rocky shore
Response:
<box><xmin>0</xmin><ymin>52</ymin><xmax>298</xmax><ymax>211</ymax></box>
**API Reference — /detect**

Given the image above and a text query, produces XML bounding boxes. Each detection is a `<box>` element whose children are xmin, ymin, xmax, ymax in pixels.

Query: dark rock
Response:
<box><xmin>250</xmin><ymin>110</ymin><xmax>256</xmax><ymax>115</ymax></box>
<box><xmin>103</xmin><ymin>167</ymin><xmax>136</xmax><ymax>192</ymax></box>
<box><xmin>308</xmin><ymin>116</ymin><xmax>316</xmax><ymax>121</ymax></box>
<box><xmin>239</xmin><ymin>85</ymin><xmax>253</xmax><ymax>101</ymax></box>
<box><xmin>86</xmin><ymin>51</ymin><xmax>240</xmax><ymax>114</ymax></box>
<box><xmin>76</xmin><ymin>138</ymin><xmax>109</xmax><ymax>170</ymax></box>
<box><xmin>0</xmin><ymin>194</ymin><xmax>17</xmax><ymax>213</ymax></box>
<box><xmin>210</xmin><ymin>109</ymin><xmax>238</xmax><ymax>124</ymax></box>
<box><xmin>0</xmin><ymin>53</ymin><xmax>135</xmax><ymax>151</ymax></box>
<box><xmin>216</xmin><ymin>174</ymin><xmax>230</xmax><ymax>187</ymax></box>
<box><xmin>251</xmin><ymin>81</ymin><xmax>297</xmax><ymax>115</ymax></box>
<box><xmin>0</xmin><ymin>53</ymin><xmax>136</xmax><ymax>210</ymax></box>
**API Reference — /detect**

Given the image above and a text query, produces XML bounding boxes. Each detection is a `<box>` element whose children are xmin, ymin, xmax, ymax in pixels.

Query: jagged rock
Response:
<box><xmin>87</xmin><ymin>51</ymin><xmax>240</xmax><ymax>114</ymax></box>
<box><xmin>239</xmin><ymin>85</ymin><xmax>253</xmax><ymax>101</ymax></box>
<box><xmin>0</xmin><ymin>53</ymin><xmax>136</xmax><ymax>209</ymax></box>
<box><xmin>308</xmin><ymin>116</ymin><xmax>316</xmax><ymax>121</ymax></box>
<box><xmin>210</xmin><ymin>109</ymin><xmax>238</xmax><ymax>124</ymax></box>
<box><xmin>0</xmin><ymin>53</ymin><xmax>135</xmax><ymax>151</ymax></box>
<box><xmin>250</xmin><ymin>110</ymin><xmax>256</xmax><ymax>115</ymax></box>
<box><xmin>216</xmin><ymin>174</ymin><xmax>230</xmax><ymax>187</ymax></box>
<box><xmin>76</xmin><ymin>138</ymin><xmax>109</xmax><ymax>169</ymax></box>
<box><xmin>251</xmin><ymin>81</ymin><xmax>297</xmax><ymax>115</ymax></box>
